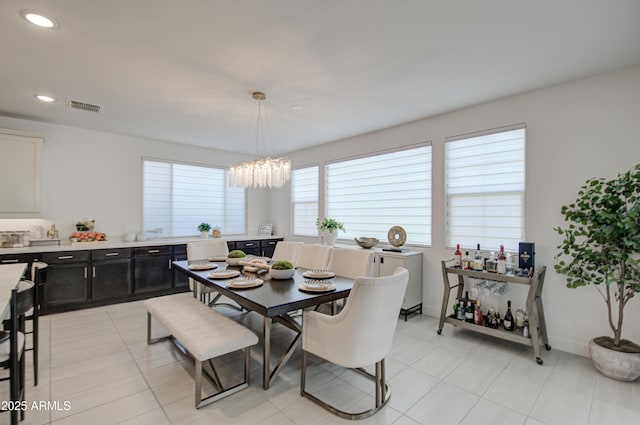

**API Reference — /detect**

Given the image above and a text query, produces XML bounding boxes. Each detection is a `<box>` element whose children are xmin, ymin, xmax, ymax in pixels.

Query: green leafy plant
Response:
<box><xmin>316</xmin><ymin>217</ymin><xmax>345</xmax><ymax>233</ymax></box>
<box><xmin>197</xmin><ymin>222</ymin><xmax>211</xmax><ymax>232</ymax></box>
<box><xmin>554</xmin><ymin>164</ymin><xmax>640</xmax><ymax>351</ymax></box>
<box><xmin>271</xmin><ymin>260</ymin><xmax>294</xmax><ymax>270</ymax></box>
<box><xmin>228</xmin><ymin>249</ymin><xmax>246</xmax><ymax>258</ymax></box>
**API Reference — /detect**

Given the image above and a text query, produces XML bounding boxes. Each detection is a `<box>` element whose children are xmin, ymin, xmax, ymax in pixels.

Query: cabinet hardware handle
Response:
<box><xmin>148</xmin><ymin>249</ymin><xmax>160</xmax><ymax>254</ymax></box>
<box><xmin>105</xmin><ymin>252</ymin><xmax>120</xmax><ymax>257</ymax></box>
<box><xmin>59</xmin><ymin>255</ymin><xmax>74</xmax><ymax>260</ymax></box>
<box><xmin>245</xmin><ymin>243</ymin><xmax>254</xmax><ymax>247</ymax></box>
<box><xmin>84</xmin><ymin>267</ymin><xmax>88</xmax><ymax>279</ymax></box>
<box><xmin>268</xmin><ymin>241</ymin><xmax>276</xmax><ymax>245</ymax></box>
<box><xmin>168</xmin><ymin>259</ymin><xmax>172</xmax><ymax>269</ymax></box>
<box><xmin>1</xmin><ymin>259</ymin><xmax>19</xmax><ymax>263</ymax></box>
<box><xmin>92</xmin><ymin>266</ymin><xmax>96</xmax><ymax>278</ymax></box>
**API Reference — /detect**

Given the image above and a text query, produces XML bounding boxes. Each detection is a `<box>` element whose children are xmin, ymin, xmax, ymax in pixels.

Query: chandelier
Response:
<box><xmin>229</xmin><ymin>92</ymin><xmax>291</xmax><ymax>189</ymax></box>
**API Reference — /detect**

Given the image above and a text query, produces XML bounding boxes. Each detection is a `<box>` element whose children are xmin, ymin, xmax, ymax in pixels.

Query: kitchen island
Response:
<box><xmin>0</xmin><ymin>235</ymin><xmax>282</xmax><ymax>314</ymax></box>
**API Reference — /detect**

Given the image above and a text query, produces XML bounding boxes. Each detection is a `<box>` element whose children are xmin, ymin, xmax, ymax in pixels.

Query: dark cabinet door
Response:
<box><xmin>92</xmin><ymin>259</ymin><xmax>132</xmax><ymax>300</ymax></box>
<box><xmin>261</xmin><ymin>239</ymin><xmax>281</xmax><ymax>258</ymax></box>
<box><xmin>134</xmin><ymin>247</ymin><xmax>173</xmax><ymax>293</ymax></box>
<box><xmin>43</xmin><ymin>262</ymin><xmax>89</xmax><ymax>307</ymax></box>
<box><xmin>173</xmin><ymin>245</ymin><xmax>189</xmax><ymax>288</ymax></box>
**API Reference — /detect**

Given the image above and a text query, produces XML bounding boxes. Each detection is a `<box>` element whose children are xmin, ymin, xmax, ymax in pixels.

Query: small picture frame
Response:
<box><xmin>258</xmin><ymin>224</ymin><xmax>273</xmax><ymax>236</ymax></box>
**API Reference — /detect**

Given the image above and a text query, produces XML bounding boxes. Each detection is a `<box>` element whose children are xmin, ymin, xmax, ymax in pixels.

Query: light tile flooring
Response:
<box><xmin>1</xmin><ymin>300</ymin><xmax>639</xmax><ymax>425</ymax></box>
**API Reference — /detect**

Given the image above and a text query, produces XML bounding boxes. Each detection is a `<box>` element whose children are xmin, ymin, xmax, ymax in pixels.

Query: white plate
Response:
<box><xmin>208</xmin><ymin>269</ymin><xmax>241</xmax><ymax>279</ymax></box>
<box><xmin>302</xmin><ymin>270</ymin><xmax>335</xmax><ymax>279</ymax></box>
<box><xmin>227</xmin><ymin>277</ymin><xmax>263</xmax><ymax>289</ymax></box>
<box><xmin>188</xmin><ymin>262</ymin><xmax>217</xmax><ymax>271</ymax></box>
<box><xmin>299</xmin><ymin>280</ymin><xmax>336</xmax><ymax>293</ymax></box>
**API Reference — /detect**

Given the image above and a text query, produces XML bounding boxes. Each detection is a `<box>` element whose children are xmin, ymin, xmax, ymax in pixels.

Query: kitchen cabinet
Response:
<box><xmin>41</xmin><ymin>251</ymin><xmax>90</xmax><ymax>311</ymax></box>
<box><xmin>374</xmin><ymin>250</ymin><xmax>423</xmax><ymax>321</ymax></box>
<box><xmin>133</xmin><ymin>246</ymin><xmax>173</xmax><ymax>293</ymax></box>
<box><xmin>0</xmin><ymin>131</ymin><xmax>42</xmax><ymax>215</ymax></box>
<box><xmin>234</xmin><ymin>239</ymin><xmax>261</xmax><ymax>256</ymax></box>
<box><xmin>173</xmin><ymin>245</ymin><xmax>189</xmax><ymax>288</ymax></box>
<box><xmin>91</xmin><ymin>248</ymin><xmax>132</xmax><ymax>300</ymax></box>
<box><xmin>261</xmin><ymin>239</ymin><xmax>280</xmax><ymax>258</ymax></box>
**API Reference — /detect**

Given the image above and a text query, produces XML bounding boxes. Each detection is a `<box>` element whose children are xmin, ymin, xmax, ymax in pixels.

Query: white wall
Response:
<box><xmin>270</xmin><ymin>66</ymin><xmax>640</xmax><ymax>356</ymax></box>
<box><xmin>0</xmin><ymin>117</ymin><xmax>270</xmax><ymax>238</ymax></box>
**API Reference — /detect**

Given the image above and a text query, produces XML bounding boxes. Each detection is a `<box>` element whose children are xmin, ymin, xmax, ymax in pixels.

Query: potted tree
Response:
<box><xmin>316</xmin><ymin>217</ymin><xmax>345</xmax><ymax>246</ymax></box>
<box><xmin>197</xmin><ymin>222</ymin><xmax>211</xmax><ymax>239</ymax></box>
<box><xmin>554</xmin><ymin>164</ymin><xmax>640</xmax><ymax>381</ymax></box>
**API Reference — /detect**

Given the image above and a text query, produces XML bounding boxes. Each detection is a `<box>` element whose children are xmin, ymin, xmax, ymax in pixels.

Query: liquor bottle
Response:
<box><xmin>515</xmin><ymin>306</ymin><xmax>525</xmax><ymax>329</ymax></box>
<box><xmin>523</xmin><ymin>312</ymin><xmax>530</xmax><ymax>338</ymax></box>
<box><xmin>457</xmin><ymin>299</ymin><xmax>465</xmax><ymax>320</ymax></box>
<box><xmin>497</xmin><ymin>245</ymin><xmax>507</xmax><ymax>274</ymax></box>
<box><xmin>495</xmin><ymin>312</ymin><xmax>501</xmax><ymax>329</ymax></box>
<box><xmin>454</xmin><ymin>244</ymin><xmax>462</xmax><ymax>268</ymax></box>
<box><xmin>486</xmin><ymin>252</ymin><xmax>498</xmax><ymax>273</ymax></box>
<box><xmin>503</xmin><ymin>300</ymin><xmax>514</xmax><ymax>331</ymax></box>
<box><xmin>474</xmin><ymin>299</ymin><xmax>483</xmax><ymax>325</ymax></box>
<box><xmin>453</xmin><ymin>300</ymin><xmax>459</xmax><ymax>319</ymax></box>
<box><xmin>464</xmin><ymin>291</ymin><xmax>474</xmax><ymax>323</ymax></box>
<box><xmin>473</xmin><ymin>244</ymin><xmax>484</xmax><ymax>271</ymax></box>
<box><xmin>462</xmin><ymin>251</ymin><xmax>472</xmax><ymax>270</ymax></box>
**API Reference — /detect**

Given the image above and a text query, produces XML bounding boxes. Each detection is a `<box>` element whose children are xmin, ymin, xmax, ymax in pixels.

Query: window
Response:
<box><xmin>325</xmin><ymin>145</ymin><xmax>432</xmax><ymax>245</ymax></box>
<box><xmin>445</xmin><ymin>125</ymin><xmax>525</xmax><ymax>251</ymax></box>
<box><xmin>291</xmin><ymin>166</ymin><xmax>319</xmax><ymax>236</ymax></box>
<box><xmin>143</xmin><ymin>159</ymin><xmax>246</xmax><ymax>237</ymax></box>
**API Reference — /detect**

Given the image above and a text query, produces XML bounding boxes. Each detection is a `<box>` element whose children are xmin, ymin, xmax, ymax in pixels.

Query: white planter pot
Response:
<box><xmin>324</xmin><ymin>230</ymin><xmax>338</xmax><ymax>246</ymax></box>
<box><xmin>588</xmin><ymin>338</ymin><xmax>640</xmax><ymax>381</ymax></box>
<box><xmin>200</xmin><ymin>231</ymin><xmax>209</xmax><ymax>239</ymax></box>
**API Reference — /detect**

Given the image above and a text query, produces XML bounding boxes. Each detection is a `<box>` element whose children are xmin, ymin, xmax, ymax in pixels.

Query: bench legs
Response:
<box><xmin>147</xmin><ymin>313</ymin><xmax>252</xmax><ymax>409</ymax></box>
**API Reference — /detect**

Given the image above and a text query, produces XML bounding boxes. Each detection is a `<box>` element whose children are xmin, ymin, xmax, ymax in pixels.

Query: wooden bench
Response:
<box><xmin>144</xmin><ymin>293</ymin><xmax>258</xmax><ymax>408</ymax></box>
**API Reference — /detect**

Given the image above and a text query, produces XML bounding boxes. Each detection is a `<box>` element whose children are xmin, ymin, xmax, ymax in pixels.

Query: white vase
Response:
<box><xmin>324</xmin><ymin>230</ymin><xmax>338</xmax><ymax>245</ymax></box>
<box><xmin>200</xmin><ymin>231</ymin><xmax>209</xmax><ymax>239</ymax></box>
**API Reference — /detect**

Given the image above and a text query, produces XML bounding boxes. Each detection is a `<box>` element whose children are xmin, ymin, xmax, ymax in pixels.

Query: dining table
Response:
<box><xmin>0</xmin><ymin>263</ymin><xmax>28</xmax><ymax>319</ymax></box>
<box><xmin>172</xmin><ymin>260</ymin><xmax>354</xmax><ymax>389</ymax></box>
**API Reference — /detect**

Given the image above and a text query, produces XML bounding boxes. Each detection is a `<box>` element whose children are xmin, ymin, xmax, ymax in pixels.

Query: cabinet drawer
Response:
<box><xmin>92</xmin><ymin>248</ymin><xmax>132</xmax><ymax>260</ymax></box>
<box><xmin>134</xmin><ymin>246</ymin><xmax>172</xmax><ymax>256</ymax></box>
<box><xmin>261</xmin><ymin>239</ymin><xmax>280</xmax><ymax>248</ymax></box>
<box><xmin>173</xmin><ymin>244</ymin><xmax>187</xmax><ymax>256</ymax></box>
<box><xmin>42</xmin><ymin>250</ymin><xmax>90</xmax><ymax>264</ymax></box>
<box><xmin>236</xmin><ymin>240</ymin><xmax>260</xmax><ymax>249</ymax></box>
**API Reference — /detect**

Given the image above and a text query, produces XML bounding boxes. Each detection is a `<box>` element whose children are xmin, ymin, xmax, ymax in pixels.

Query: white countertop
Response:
<box><xmin>0</xmin><ymin>262</ymin><xmax>27</xmax><ymax>318</ymax></box>
<box><xmin>0</xmin><ymin>235</ymin><xmax>283</xmax><ymax>255</ymax></box>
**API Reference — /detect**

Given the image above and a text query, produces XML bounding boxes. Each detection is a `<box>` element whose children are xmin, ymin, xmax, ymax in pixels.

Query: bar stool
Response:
<box><xmin>26</xmin><ymin>262</ymin><xmax>46</xmax><ymax>386</ymax></box>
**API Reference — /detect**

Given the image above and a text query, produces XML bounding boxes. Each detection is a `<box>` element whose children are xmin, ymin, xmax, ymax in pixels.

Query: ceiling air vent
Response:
<box><xmin>66</xmin><ymin>99</ymin><xmax>102</xmax><ymax>113</ymax></box>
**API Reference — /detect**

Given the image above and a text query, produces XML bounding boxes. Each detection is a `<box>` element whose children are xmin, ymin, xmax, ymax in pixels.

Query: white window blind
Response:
<box><xmin>143</xmin><ymin>159</ymin><xmax>246</xmax><ymax>236</ymax></box>
<box><xmin>291</xmin><ymin>166</ymin><xmax>319</xmax><ymax>236</ymax></box>
<box><xmin>325</xmin><ymin>145</ymin><xmax>432</xmax><ymax>245</ymax></box>
<box><xmin>445</xmin><ymin>126</ymin><xmax>525</xmax><ymax>251</ymax></box>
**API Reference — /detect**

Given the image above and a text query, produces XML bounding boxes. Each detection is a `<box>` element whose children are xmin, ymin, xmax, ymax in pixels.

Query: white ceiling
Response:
<box><xmin>1</xmin><ymin>1</ymin><xmax>640</xmax><ymax>156</ymax></box>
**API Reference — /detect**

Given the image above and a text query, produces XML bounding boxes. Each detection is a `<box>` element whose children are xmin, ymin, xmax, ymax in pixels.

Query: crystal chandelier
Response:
<box><xmin>229</xmin><ymin>92</ymin><xmax>291</xmax><ymax>189</ymax></box>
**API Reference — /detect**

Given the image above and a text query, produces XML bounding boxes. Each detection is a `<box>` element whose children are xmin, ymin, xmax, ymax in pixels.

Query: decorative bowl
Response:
<box><xmin>354</xmin><ymin>237</ymin><xmax>379</xmax><ymax>249</ymax></box>
<box><xmin>226</xmin><ymin>257</ymin><xmax>244</xmax><ymax>266</ymax></box>
<box><xmin>269</xmin><ymin>267</ymin><xmax>295</xmax><ymax>280</ymax></box>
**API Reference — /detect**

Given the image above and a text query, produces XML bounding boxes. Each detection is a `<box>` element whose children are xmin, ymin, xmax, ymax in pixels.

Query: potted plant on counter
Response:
<box><xmin>197</xmin><ymin>222</ymin><xmax>211</xmax><ymax>239</ymax></box>
<box><xmin>316</xmin><ymin>217</ymin><xmax>345</xmax><ymax>246</ymax></box>
<box><xmin>554</xmin><ymin>164</ymin><xmax>640</xmax><ymax>381</ymax></box>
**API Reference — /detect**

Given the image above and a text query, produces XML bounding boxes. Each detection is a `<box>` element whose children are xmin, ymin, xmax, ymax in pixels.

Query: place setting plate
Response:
<box><xmin>227</xmin><ymin>277</ymin><xmax>264</xmax><ymax>289</ymax></box>
<box><xmin>299</xmin><ymin>279</ymin><xmax>337</xmax><ymax>293</ymax></box>
<box><xmin>302</xmin><ymin>269</ymin><xmax>335</xmax><ymax>279</ymax></box>
<box><xmin>188</xmin><ymin>262</ymin><xmax>218</xmax><ymax>271</ymax></box>
<box><xmin>208</xmin><ymin>269</ymin><xmax>241</xmax><ymax>279</ymax></box>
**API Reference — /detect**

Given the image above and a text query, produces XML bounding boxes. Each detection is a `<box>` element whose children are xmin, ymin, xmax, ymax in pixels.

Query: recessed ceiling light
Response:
<box><xmin>21</xmin><ymin>10</ymin><xmax>59</xmax><ymax>29</ymax></box>
<box><xmin>34</xmin><ymin>94</ymin><xmax>55</xmax><ymax>102</ymax></box>
<box><xmin>291</xmin><ymin>105</ymin><xmax>303</xmax><ymax>111</ymax></box>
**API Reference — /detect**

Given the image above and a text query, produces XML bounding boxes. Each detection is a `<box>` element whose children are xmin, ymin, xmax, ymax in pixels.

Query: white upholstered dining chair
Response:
<box><xmin>271</xmin><ymin>241</ymin><xmax>303</xmax><ymax>264</ymax></box>
<box><xmin>295</xmin><ymin>244</ymin><xmax>332</xmax><ymax>270</ymax></box>
<box><xmin>327</xmin><ymin>248</ymin><xmax>374</xmax><ymax>279</ymax></box>
<box><xmin>187</xmin><ymin>240</ymin><xmax>236</xmax><ymax>308</ymax></box>
<box><xmin>300</xmin><ymin>267</ymin><xmax>409</xmax><ymax>420</ymax></box>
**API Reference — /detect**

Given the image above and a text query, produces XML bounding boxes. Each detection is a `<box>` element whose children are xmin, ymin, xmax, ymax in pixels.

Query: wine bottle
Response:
<box><xmin>473</xmin><ymin>244</ymin><xmax>484</xmax><ymax>271</ymax></box>
<box><xmin>473</xmin><ymin>299</ymin><xmax>483</xmax><ymax>325</ymax></box>
<box><xmin>454</xmin><ymin>244</ymin><xmax>462</xmax><ymax>268</ymax></box>
<box><xmin>497</xmin><ymin>245</ymin><xmax>507</xmax><ymax>274</ymax></box>
<box><xmin>503</xmin><ymin>300</ymin><xmax>514</xmax><ymax>331</ymax></box>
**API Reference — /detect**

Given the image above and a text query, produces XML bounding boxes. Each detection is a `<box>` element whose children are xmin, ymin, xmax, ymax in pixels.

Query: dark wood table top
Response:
<box><xmin>172</xmin><ymin>260</ymin><xmax>353</xmax><ymax>317</ymax></box>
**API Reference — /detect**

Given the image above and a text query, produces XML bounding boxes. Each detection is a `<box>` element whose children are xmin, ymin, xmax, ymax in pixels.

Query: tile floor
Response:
<box><xmin>1</xmin><ymin>299</ymin><xmax>639</xmax><ymax>425</ymax></box>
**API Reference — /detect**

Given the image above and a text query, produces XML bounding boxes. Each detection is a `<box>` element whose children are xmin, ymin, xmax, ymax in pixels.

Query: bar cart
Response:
<box><xmin>437</xmin><ymin>260</ymin><xmax>551</xmax><ymax>365</ymax></box>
